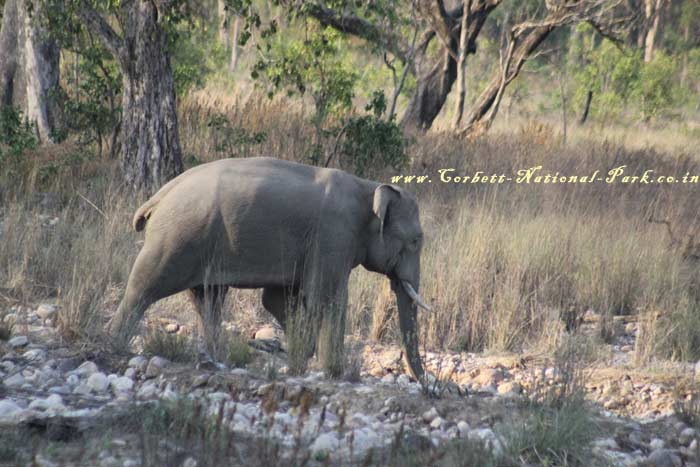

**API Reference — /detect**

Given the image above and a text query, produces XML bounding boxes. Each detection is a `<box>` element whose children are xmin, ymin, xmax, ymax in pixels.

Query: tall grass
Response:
<box><xmin>1</xmin><ymin>93</ymin><xmax>699</xmax><ymax>364</ymax></box>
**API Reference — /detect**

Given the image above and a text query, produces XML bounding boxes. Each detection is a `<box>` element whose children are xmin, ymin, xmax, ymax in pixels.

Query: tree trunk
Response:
<box><xmin>401</xmin><ymin>1</ymin><xmax>499</xmax><ymax>131</ymax></box>
<box><xmin>230</xmin><ymin>16</ymin><xmax>239</xmax><ymax>71</ymax></box>
<box><xmin>451</xmin><ymin>0</ymin><xmax>471</xmax><ymax>129</ymax></box>
<box><xmin>0</xmin><ymin>0</ymin><xmax>60</xmax><ymax>143</ymax></box>
<box><xmin>579</xmin><ymin>89</ymin><xmax>593</xmax><ymax>124</ymax></box>
<box><xmin>462</xmin><ymin>25</ymin><xmax>553</xmax><ymax>135</ymax></box>
<box><xmin>217</xmin><ymin>0</ymin><xmax>229</xmax><ymax>49</ymax></box>
<box><xmin>120</xmin><ymin>2</ymin><xmax>183</xmax><ymax>191</ymax></box>
<box><xmin>78</xmin><ymin>1</ymin><xmax>183</xmax><ymax>192</ymax></box>
<box><xmin>644</xmin><ymin>0</ymin><xmax>664</xmax><ymax>63</ymax></box>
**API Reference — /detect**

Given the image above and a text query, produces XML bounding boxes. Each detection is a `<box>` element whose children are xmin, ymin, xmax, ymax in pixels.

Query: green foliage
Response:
<box><xmin>0</xmin><ymin>106</ymin><xmax>37</xmax><ymax>176</ymax></box>
<box><xmin>254</xmin><ymin>26</ymin><xmax>358</xmax><ymax>126</ymax></box>
<box><xmin>207</xmin><ymin>113</ymin><xmax>266</xmax><ymax>157</ymax></box>
<box><xmin>340</xmin><ymin>90</ymin><xmax>409</xmax><ymax>178</ymax></box>
<box><xmin>633</xmin><ymin>52</ymin><xmax>677</xmax><ymax>120</ymax></box>
<box><xmin>573</xmin><ymin>35</ymin><xmax>680</xmax><ymax>122</ymax></box>
<box><xmin>225</xmin><ymin>333</ymin><xmax>253</xmax><ymax>368</ymax></box>
<box><xmin>62</xmin><ymin>46</ymin><xmax>121</xmax><ymax>146</ymax></box>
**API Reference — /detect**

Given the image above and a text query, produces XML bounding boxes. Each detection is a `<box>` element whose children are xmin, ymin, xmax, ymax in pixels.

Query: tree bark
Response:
<box><xmin>451</xmin><ymin>0</ymin><xmax>471</xmax><ymax>129</ymax></box>
<box><xmin>217</xmin><ymin>0</ymin><xmax>229</xmax><ymax>49</ymax></box>
<box><xmin>402</xmin><ymin>0</ymin><xmax>499</xmax><ymax>131</ymax></box>
<box><xmin>0</xmin><ymin>0</ymin><xmax>61</xmax><ymax>143</ymax></box>
<box><xmin>229</xmin><ymin>15</ymin><xmax>239</xmax><ymax>71</ymax></box>
<box><xmin>461</xmin><ymin>24</ymin><xmax>554</xmax><ymax>135</ymax></box>
<box><xmin>643</xmin><ymin>0</ymin><xmax>664</xmax><ymax>63</ymax></box>
<box><xmin>78</xmin><ymin>1</ymin><xmax>183</xmax><ymax>192</ymax></box>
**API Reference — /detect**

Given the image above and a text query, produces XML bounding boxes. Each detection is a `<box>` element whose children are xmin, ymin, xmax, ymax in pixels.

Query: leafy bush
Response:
<box><xmin>340</xmin><ymin>91</ymin><xmax>409</xmax><ymax>178</ymax></box>
<box><xmin>0</xmin><ymin>105</ymin><xmax>37</xmax><ymax>176</ymax></box>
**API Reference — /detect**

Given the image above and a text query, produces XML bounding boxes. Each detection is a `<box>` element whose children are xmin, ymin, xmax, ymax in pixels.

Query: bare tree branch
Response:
<box><xmin>76</xmin><ymin>3</ymin><xmax>125</xmax><ymax>65</ymax></box>
<box><xmin>304</xmin><ymin>3</ymin><xmax>410</xmax><ymax>62</ymax></box>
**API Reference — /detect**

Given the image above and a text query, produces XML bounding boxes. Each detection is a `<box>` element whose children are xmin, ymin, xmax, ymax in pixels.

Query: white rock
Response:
<box><xmin>111</xmin><ymin>376</ymin><xmax>134</xmax><ymax>393</ymax></box>
<box><xmin>649</xmin><ymin>438</ymin><xmax>665</xmax><ymax>450</ymax></box>
<box><xmin>457</xmin><ymin>421</ymin><xmax>470</xmax><ymax>437</ymax></box>
<box><xmin>422</xmin><ymin>407</ymin><xmax>439</xmax><ymax>424</ymax></box>
<box><xmin>9</xmin><ymin>336</ymin><xmax>28</xmax><ymax>348</ymax></box>
<box><xmin>310</xmin><ymin>432</ymin><xmax>340</xmax><ymax>454</ymax></box>
<box><xmin>0</xmin><ymin>400</ymin><xmax>23</xmax><ymax>421</ymax></box>
<box><xmin>66</xmin><ymin>374</ymin><xmax>79</xmax><ymax>387</ymax></box>
<box><xmin>430</xmin><ymin>417</ymin><xmax>446</xmax><ymax>430</ymax></box>
<box><xmin>396</xmin><ymin>374</ymin><xmax>411</xmax><ymax>386</ymax></box>
<box><xmin>381</xmin><ymin>373</ymin><xmax>396</xmax><ymax>384</ymax></box>
<box><xmin>164</xmin><ymin>323</ymin><xmax>179</xmax><ymax>333</ymax></box>
<box><xmin>87</xmin><ymin>372</ymin><xmax>110</xmax><ymax>392</ymax></box>
<box><xmin>23</xmin><ymin>348</ymin><xmax>46</xmax><ymax>361</ymax></box>
<box><xmin>28</xmin><ymin>394</ymin><xmax>65</xmax><ymax>413</ymax></box>
<box><xmin>593</xmin><ymin>438</ymin><xmax>620</xmax><ymax>450</ymax></box>
<box><xmin>349</xmin><ymin>428</ymin><xmax>380</xmax><ymax>452</ymax></box>
<box><xmin>469</xmin><ymin>428</ymin><xmax>504</xmax><ymax>456</ymax></box>
<box><xmin>137</xmin><ymin>382</ymin><xmax>158</xmax><ymax>399</ymax></box>
<box><xmin>679</xmin><ymin>427</ymin><xmax>696</xmax><ymax>446</ymax></box>
<box><xmin>4</xmin><ymin>373</ymin><xmax>25</xmax><ymax>388</ymax></box>
<box><xmin>646</xmin><ymin>449</ymin><xmax>681</xmax><ymax>467</ymax></box>
<box><xmin>145</xmin><ymin>356</ymin><xmax>170</xmax><ymax>378</ymax></box>
<box><xmin>124</xmin><ymin>368</ymin><xmax>136</xmax><ymax>379</ymax></box>
<box><xmin>128</xmin><ymin>356</ymin><xmax>148</xmax><ymax>372</ymax></box>
<box><xmin>73</xmin><ymin>384</ymin><xmax>92</xmax><ymax>396</ymax></box>
<box><xmin>36</xmin><ymin>304</ymin><xmax>58</xmax><ymax>320</ymax></box>
<box><xmin>75</xmin><ymin>361</ymin><xmax>98</xmax><ymax>377</ymax></box>
<box><xmin>182</xmin><ymin>457</ymin><xmax>198</xmax><ymax>467</ymax></box>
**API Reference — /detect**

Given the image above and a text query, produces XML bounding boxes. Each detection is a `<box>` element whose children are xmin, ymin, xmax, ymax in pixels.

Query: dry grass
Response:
<box><xmin>1</xmin><ymin>91</ymin><xmax>700</xmax><ymax>368</ymax></box>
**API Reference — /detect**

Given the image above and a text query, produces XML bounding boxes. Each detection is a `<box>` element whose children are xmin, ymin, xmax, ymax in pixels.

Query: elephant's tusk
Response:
<box><xmin>401</xmin><ymin>281</ymin><xmax>432</xmax><ymax>312</ymax></box>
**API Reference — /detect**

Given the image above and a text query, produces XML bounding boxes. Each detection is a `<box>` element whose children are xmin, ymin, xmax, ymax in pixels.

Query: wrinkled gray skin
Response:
<box><xmin>110</xmin><ymin>157</ymin><xmax>428</xmax><ymax>379</ymax></box>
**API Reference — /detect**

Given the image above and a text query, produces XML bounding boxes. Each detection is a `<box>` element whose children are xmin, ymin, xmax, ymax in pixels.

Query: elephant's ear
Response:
<box><xmin>373</xmin><ymin>184</ymin><xmax>401</xmax><ymax>237</ymax></box>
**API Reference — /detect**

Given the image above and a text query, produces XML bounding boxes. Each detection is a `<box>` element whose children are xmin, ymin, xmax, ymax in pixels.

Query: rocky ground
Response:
<box><xmin>1</xmin><ymin>303</ymin><xmax>699</xmax><ymax>466</ymax></box>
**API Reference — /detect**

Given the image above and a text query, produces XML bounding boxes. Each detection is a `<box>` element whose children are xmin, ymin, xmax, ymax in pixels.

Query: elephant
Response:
<box><xmin>109</xmin><ymin>156</ymin><xmax>430</xmax><ymax>379</ymax></box>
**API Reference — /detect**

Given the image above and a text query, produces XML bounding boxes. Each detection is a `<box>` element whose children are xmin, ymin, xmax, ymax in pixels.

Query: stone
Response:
<box><xmin>0</xmin><ymin>400</ymin><xmax>23</xmax><ymax>421</ymax></box>
<box><xmin>9</xmin><ymin>336</ymin><xmax>28</xmax><ymax>348</ymax></box>
<box><xmin>497</xmin><ymin>381</ymin><xmax>522</xmax><ymax>395</ymax></box>
<box><xmin>646</xmin><ymin>449</ymin><xmax>681</xmax><ymax>467</ymax></box>
<box><xmin>381</xmin><ymin>373</ymin><xmax>396</xmax><ymax>384</ymax></box>
<box><xmin>28</xmin><ymin>394</ymin><xmax>65</xmax><ymax>413</ymax></box>
<box><xmin>592</xmin><ymin>438</ymin><xmax>619</xmax><ymax>450</ymax></box>
<box><xmin>254</xmin><ymin>326</ymin><xmax>282</xmax><ymax>340</ymax></box>
<box><xmin>73</xmin><ymin>384</ymin><xmax>92</xmax><ymax>396</ymax></box>
<box><xmin>310</xmin><ymin>433</ymin><xmax>340</xmax><ymax>454</ymax></box>
<box><xmin>164</xmin><ymin>323</ymin><xmax>179</xmax><ymax>333</ymax></box>
<box><xmin>430</xmin><ymin>417</ymin><xmax>446</xmax><ymax>430</ymax></box>
<box><xmin>678</xmin><ymin>427</ymin><xmax>696</xmax><ymax>446</ymax></box>
<box><xmin>145</xmin><ymin>356</ymin><xmax>170</xmax><ymax>378</ymax></box>
<box><xmin>473</xmin><ymin>368</ymin><xmax>504</xmax><ymax>387</ymax></box>
<box><xmin>457</xmin><ymin>421</ymin><xmax>470</xmax><ymax>437</ymax></box>
<box><xmin>469</xmin><ymin>428</ymin><xmax>504</xmax><ymax>456</ymax></box>
<box><xmin>422</xmin><ymin>407</ymin><xmax>440</xmax><ymax>424</ymax></box>
<box><xmin>396</xmin><ymin>374</ymin><xmax>411</xmax><ymax>386</ymax></box>
<box><xmin>74</xmin><ymin>361</ymin><xmax>98</xmax><ymax>377</ymax></box>
<box><xmin>4</xmin><ymin>372</ymin><xmax>25</xmax><ymax>388</ymax></box>
<box><xmin>137</xmin><ymin>382</ymin><xmax>158</xmax><ymax>399</ymax></box>
<box><xmin>36</xmin><ymin>304</ymin><xmax>58</xmax><ymax>320</ymax></box>
<box><xmin>111</xmin><ymin>376</ymin><xmax>134</xmax><ymax>393</ymax></box>
<box><xmin>128</xmin><ymin>356</ymin><xmax>148</xmax><ymax>372</ymax></box>
<box><xmin>649</xmin><ymin>438</ymin><xmax>665</xmax><ymax>450</ymax></box>
<box><xmin>23</xmin><ymin>348</ymin><xmax>46</xmax><ymax>361</ymax></box>
<box><xmin>348</xmin><ymin>428</ymin><xmax>379</xmax><ymax>453</ymax></box>
<box><xmin>87</xmin><ymin>372</ymin><xmax>110</xmax><ymax>392</ymax></box>
<box><xmin>182</xmin><ymin>457</ymin><xmax>198</xmax><ymax>467</ymax></box>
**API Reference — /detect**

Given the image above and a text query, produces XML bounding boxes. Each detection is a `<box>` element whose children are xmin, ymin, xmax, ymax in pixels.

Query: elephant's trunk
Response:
<box><xmin>391</xmin><ymin>278</ymin><xmax>425</xmax><ymax>382</ymax></box>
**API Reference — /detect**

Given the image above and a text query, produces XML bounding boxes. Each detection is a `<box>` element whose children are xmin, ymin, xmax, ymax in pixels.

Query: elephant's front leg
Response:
<box><xmin>316</xmin><ymin>276</ymin><xmax>349</xmax><ymax>378</ymax></box>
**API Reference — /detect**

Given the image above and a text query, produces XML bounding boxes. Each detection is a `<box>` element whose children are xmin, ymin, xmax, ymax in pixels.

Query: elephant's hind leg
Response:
<box><xmin>261</xmin><ymin>286</ymin><xmax>299</xmax><ymax>330</ymax></box>
<box><xmin>189</xmin><ymin>285</ymin><xmax>228</xmax><ymax>359</ymax></box>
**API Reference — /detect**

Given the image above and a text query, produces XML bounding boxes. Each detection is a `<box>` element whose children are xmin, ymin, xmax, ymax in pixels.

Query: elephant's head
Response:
<box><xmin>364</xmin><ymin>184</ymin><xmax>430</xmax><ymax>381</ymax></box>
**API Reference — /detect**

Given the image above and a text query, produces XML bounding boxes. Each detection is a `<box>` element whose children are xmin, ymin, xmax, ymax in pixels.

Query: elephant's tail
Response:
<box><xmin>132</xmin><ymin>200</ymin><xmax>157</xmax><ymax>231</ymax></box>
